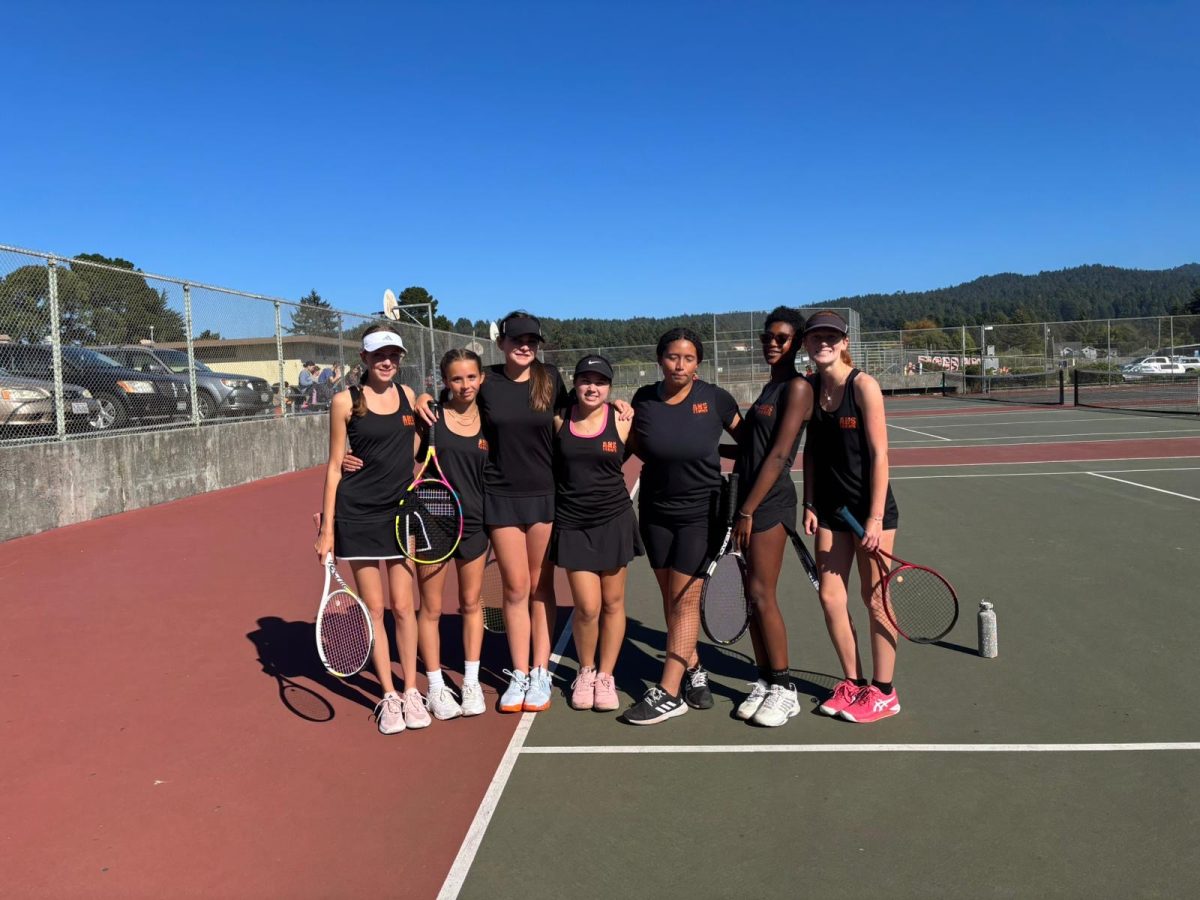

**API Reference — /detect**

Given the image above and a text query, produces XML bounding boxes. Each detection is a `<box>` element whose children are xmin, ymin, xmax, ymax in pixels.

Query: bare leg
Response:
<box><xmin>456</xmin><ymin>552</ymin><xmax>487</xmax><ymax>665</ymax></box>
<box><xmin>490</xmin><ymin>525</ymin><xmax>532</xmax><ymax>673</ymax></box>
<box><xmin>660</xmin><ymin>568</ymin><xmax>703</xmax><ymax>696</ymax></box>
<box><xmin>815</xmin><ymin>528</ymin><xmax>863</xmax><ymax>681</ymax></box>
<box><xmin>416</xmin><ymin>560</ymin><xmax>449</xmax><ymax>673</ymax></box>
<box><xmin>385</xmin><ymin>557</ymin><xmax>419</xmax><ymax>689</ymax></box>
<box><xmin>745</xmin><ymin>524</ymin><xmax>790</xmax><ymax>672</ymax></box>
<box><xmin>568</xmin><ymin>569</ymin><xmax>602</xmax><ymax>670</ymax></box>
<box><xmin>857</xmin><ymin>529</ymin><xmax>898</xmax><ymax>683</ymax></box>
<box><xmin>349</xmin><ymin>560</ymin><xmax>396</xmax><ymax>695</ymax></box>
<box><xmin>597</xmin><ymin>568</ymin><xmax>628</xmax><ymax>675</ymax></box>
<box><xmin>526</xmin><ymin>521</ymin><xmax>556</xmax><ymax>668</ymax></box>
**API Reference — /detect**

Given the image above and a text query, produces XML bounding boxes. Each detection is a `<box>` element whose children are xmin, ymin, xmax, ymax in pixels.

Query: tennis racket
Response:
<box><xmin>785</xmin><ymin>526</ymin><xmax>820</xmax><ymax>590</ymax></box>
<box><xmin>316</xmin><ymin>553</ymin><xmax>374</xmax><ymax>677</ymax></box>
<box><xmin>835</xmin><ymin>507</ymin><xmax>959</xmax><ymax>643</ymax></box>
<box><xmin>700</xmin><ymin>473</ymin><xmax>749</xmax><ymax>645</ymax></box>
<box><xmin>396</xmin><ymin>403</ymin><xmax>464</xmax><ymax>564</ymax></box>
<box><xmin>480</xmin><ymin>545</ymin><xmax>505</xmax><ymax>634</ymax></box>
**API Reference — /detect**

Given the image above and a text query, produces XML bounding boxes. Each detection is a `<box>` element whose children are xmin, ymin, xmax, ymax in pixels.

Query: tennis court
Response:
<box><xmin>4</xmin><ymin>397</ymin><xmax>1199</xmax><ymax>898</ymax></box>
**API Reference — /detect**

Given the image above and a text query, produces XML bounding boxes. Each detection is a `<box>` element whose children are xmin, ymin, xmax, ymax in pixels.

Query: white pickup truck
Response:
<box><xmin>1123</xmin><ymin>356</ymin><xmax>1191</xmax><ymax>375</ymax></box>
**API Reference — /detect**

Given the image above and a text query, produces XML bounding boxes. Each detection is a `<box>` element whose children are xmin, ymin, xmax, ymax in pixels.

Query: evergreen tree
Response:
<box><xmin>287</xmin><ymin>290</ymin><xmax>341</xmax><ymax>337</ymax></box>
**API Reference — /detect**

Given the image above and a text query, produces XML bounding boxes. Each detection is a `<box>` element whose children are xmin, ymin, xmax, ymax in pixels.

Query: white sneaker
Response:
<box><xmin>403</xmin><ymin>689</ymin><xmax>432</xmax><ymax>729</ymax></box>
<box><xmin>736</xmin><ymin>679</ymin><xmax>769</xmax><ymax>720</ymax></box>
<box><xmin>428</xmin><ymin>685</ymin><xmax>463</xmax><ymax>720</ymax></box>
<box><xmin>461</xmin><ymin>680</ymin><xmax>486</xmax><ymax>717</ymax></box>
<box><xmin>751</xmin><ymin>683</ymin><xmax>801</xmax><ymax>727</ymax></box>
<box><xmin>374</xmin><ymin>692</ymin><xmax>406</xmax><ymax>734</ymax></box>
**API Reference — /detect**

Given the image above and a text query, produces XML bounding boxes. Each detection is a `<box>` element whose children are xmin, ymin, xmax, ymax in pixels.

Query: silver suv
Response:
<box><xmin>97</xmin><ymin>345</ymin><xmax>274</xmax><ymax>419</ymax></box>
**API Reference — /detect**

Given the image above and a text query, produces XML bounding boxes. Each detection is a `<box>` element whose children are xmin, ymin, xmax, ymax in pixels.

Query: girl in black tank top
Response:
<box><xmin>800</xmin><ymin>311</ymin><xmax>904</xmax><ymax>726</ymax></box>
<box><xmin>725</xmin><ymin>307</ymin><xmax>813</xmax><ymax>728</ymax></box>
<box><xmin>551</xmin><ymin>357</ymin><xmax>641</xmax><ymax>713</ymax></box>
<box><xmin>316</xmin><ymin>326</ymin><xmax>428</xmax><ymax>735</ymax></box>
<box><xmin>408</xmin><ymin>351</ymin><xmax>492</xmax><ymax>721</ymax></box>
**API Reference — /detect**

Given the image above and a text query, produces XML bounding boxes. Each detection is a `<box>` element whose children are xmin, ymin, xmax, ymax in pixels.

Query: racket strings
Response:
<box><xmin>886</xmin><ymin>566</ymin><xmax>957</xmax><ymax>639</ymax></box>
<box><xmin>480</xmin><ymin>558</ymin><xmax>506</xmax><ymax>633</ymax></box>
<box><xmin>404</xmin><ymin>483</ymin><xmax>462</xmax><ymax>560</ymax></box>
<box><xmin>701</xmin><ymin>554</ymin><xmax>749</xmax><ymax>643</ymax></box>
<box><xmin>319</xmin><ymin>590</ymin><xmax>372</xmax><ymax>675</ymax></box>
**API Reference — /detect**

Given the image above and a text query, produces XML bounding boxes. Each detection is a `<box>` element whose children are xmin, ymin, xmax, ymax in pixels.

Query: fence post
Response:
<box><xmin>428</xmin><ymin>304</ymin><xmax>436</xmax><ymax>394</ymax></box>
<box><xmin>1169</xmin><ymin>316</ymin><xmax>1175</xmax><ymax>356</ymax></box>
<box><xmin>712</xmin><ymin>313</ymin><xmax>719</xmax><ymax>385</ymax></box>
<box><xmin>46</xmin><ymin>257</ymin><xmax>66</xmax><ymax>440</ymax></box>
<box><xmin>337</xmin><ymin>313</ymin><xmax>346</xmax><ymax>372</ymax></box>
<box><xmin>183</xmin><ymin>284</ymin><xmax>200</xmax><ymax>426</ymax></box>
<box><xmin>275</xmin><ymin>301</ymin><xmax>286</xmax><ymax>417</ymax></box>
<box><xmin>960</xmin><ymin>325</ymin><xmax>966</xmax><ymax>373</ymax></box>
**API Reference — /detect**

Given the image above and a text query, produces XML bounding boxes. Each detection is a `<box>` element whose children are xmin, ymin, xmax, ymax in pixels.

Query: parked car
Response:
<box><xmin>1124</xmin><ymin>356</ymin><xmax>1186</xmax><ymax>374</ymax></box>
<box><xmin>0</xmin><ymin>343</ymin><xmax>191</xmax><ymax>431</ymax></box>
<box><xmin>1170</xmin><ymin>356</ymin><xmax>1200</xmax><ymax>373</ymax></box>
<box><xmin>96</xmin><ymin>344</ymin><xmax>274</xmax><ymax>419</ymax></box>
<box><xmin>0</xmin><ymin>366</ymin><xmax>101</xmax><ymax>437</ymax></box>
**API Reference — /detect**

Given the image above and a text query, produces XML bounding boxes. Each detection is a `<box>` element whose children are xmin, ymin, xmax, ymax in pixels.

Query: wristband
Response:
<box><xmin>802</xmin><ymin>501</ymin><xmax>816</xmax><ymax>512</ymax></box>
<box><xmin>737</xmin><ymin>511</ymin><xmax>753</xmax><ymax>519</ymax></box>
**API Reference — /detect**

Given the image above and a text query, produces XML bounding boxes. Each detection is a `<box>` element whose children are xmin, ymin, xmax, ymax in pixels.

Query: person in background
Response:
<box><xmin>298</xmin><ymin>361</ymin><xmax>318</xmax><ymax>408</ymax></box>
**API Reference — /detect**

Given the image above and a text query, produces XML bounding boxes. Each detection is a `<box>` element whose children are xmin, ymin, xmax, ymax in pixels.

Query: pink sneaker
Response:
<box><xmin>571</xmin><ymin>667</ymin><xmax>596</xmax><ymax>710</ymax></box>
<box><xmin>839</xmin><ymin>685</ymin><xmax>900</xmax><ymax>724</ymax></box>
<box><xmin>818</xmin><ymin>679</ymin><xmax>862</xmax><ymax>717</ymax></box>
<box><xmin>593</xmin><ymin>672</ymin><xmax>619</xmax><ymax>712</ymax></box>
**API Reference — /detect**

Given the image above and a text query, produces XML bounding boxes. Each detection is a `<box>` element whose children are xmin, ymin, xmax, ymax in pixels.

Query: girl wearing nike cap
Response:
<box><xmin>801</xmin><ymin>310</ymin><xmax>903</xmax><ymax>724</ymax></box>
<box><xmin>551</xmin><ymin>355</ymin><xmax>641</xmax><ymax>713</ymax></box>
<box><xmin>315</xmin><ymin>324</ymin><xmax>429</xmax><ymax>735</ymax></box>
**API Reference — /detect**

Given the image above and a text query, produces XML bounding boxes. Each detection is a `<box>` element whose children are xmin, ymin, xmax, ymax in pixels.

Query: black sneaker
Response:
<box><xmin>684</xmin><ymin>666</ymin><xmax>714</xmax><ymax>709</ymax></box>
<box><xmin>624</xmin><ymin>685</ymin><xmax>688</xmax><ymax>726</ymax></box>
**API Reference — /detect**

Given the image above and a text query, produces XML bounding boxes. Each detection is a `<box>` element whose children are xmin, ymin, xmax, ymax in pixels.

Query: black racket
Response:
<box><xmin>480</xmin><ymin>545</ymin><xmax>505</xmax><ymax>634</ymax></box>
<box><xmin>700</xmin><ymin>473</ymin><xmax>749</xmax><ymax>644</ymax></box>
<box><xmin>785</xmin><ymin>526</ymin><xmax>820</xmax><ymax>590</ymax></box>
<box><xmin>836</xmin><ymin>507</ymin><xmax>959</xmax><ymax>643</ymax></box>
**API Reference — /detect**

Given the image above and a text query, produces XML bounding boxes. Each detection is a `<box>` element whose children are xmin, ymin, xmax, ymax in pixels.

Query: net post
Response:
<box><xmin>1072</xmin><ymin>368</ymin><xmax>1080</xmax><ymax>407</ymax></box>
<box><xmin>1056</xmin><ymin>368</ymin><xmax>1064</xmax><ymax>405</ymax></box>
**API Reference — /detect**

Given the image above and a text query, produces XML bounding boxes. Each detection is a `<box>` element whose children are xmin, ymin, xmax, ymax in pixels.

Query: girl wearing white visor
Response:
<box><xmin>316</xmin><ymin>325</ymin><xmax>430</xmax><ymax>734</ymax></box>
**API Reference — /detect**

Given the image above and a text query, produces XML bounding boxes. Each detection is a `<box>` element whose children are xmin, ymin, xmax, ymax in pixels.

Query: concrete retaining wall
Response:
<box><xmin>0</xmin><ymin>414</ymin><xmax>329</xmax><ymax>542</ymax></box>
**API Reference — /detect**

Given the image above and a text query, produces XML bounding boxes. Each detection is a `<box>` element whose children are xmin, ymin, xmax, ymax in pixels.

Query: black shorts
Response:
<box><xmin>751</xmin><ymin>502</ymin><xmax>796</xmax><ymax>534</ymax></box>
<box><xmin>639</xmin><ymin>510</ymin><xmax>716</xmax><ymax>578</ymax></box>
<box><xmin>816</xmin><ymin>497</ymin><xmax>900</xmax><ymax>533</ymax></box>
<box><xmin>485</xmin><ymin>493</ymin><xmax>555</xmax><ymax>528</ymax></box>
<box><xmin>334</xmin><ymin>514</ymin><xmax>405</xmax><ymax>561</ymax></box>
<box><xmin>551</xmin><ymin>507</ymin><xmax>644</xmax><ymax>572</ymax></box>
<box><xmin>454</xmin><ymin>528</ymin><xmax>489</xmax><ymax>562</ymax></box>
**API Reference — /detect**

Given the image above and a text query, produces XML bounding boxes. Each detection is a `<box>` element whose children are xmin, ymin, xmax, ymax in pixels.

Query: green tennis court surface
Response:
<box><xmin>447</xmin><ymin>411</ymin><xmax>1200</xmax><ymax>899</ymax></box>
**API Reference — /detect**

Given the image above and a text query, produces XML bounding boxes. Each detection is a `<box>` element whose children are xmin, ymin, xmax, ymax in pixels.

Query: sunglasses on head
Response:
<box><xmin>759</xmin><ymin>332</ymin><xmax>791</xmax><ymax>346</ymax></box>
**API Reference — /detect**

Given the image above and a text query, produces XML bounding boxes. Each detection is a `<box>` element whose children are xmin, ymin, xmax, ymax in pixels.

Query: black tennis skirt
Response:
<box><xmin>334</xmin><ymin>513</ymin><xmax>405</xmax><ymax>561</ymax></box>
<box><xmin>550</xmin><ymin>506</ymin><xmax>644</xmax><ymax>572</ymax></box>
<box><xmin>485</xmin><ymin>492</ymin><xmax>555</xmax><ymax>528</ymax></box>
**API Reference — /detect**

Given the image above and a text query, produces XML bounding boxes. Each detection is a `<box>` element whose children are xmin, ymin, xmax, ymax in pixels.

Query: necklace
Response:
<box><xmin>446</xmin><ymin>406</ymin><xmax>479</xmax><ymax>426</ymax></box>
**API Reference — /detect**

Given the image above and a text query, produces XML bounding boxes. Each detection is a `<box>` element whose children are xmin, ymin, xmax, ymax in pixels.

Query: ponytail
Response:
<box><xmin>840</xmin><ymin>349</ymin><xmax>854</xmax><ymax>366</ymax></box>
<box><xmin>528</xmin><ymin>358</ymin><xmax>554</xmax><ymax>412</ymax></box>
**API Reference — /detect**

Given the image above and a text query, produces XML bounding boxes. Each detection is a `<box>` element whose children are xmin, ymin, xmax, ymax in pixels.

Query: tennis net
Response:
<box><xmin>942</xmin><ymin>370</ymin><xmax>1065</xmax><ymax>406</ymax></box>
<box><xmin>1073</xmin><ymin>369</ymin><xmax>1200</xmax><ymax>416</ymax></box>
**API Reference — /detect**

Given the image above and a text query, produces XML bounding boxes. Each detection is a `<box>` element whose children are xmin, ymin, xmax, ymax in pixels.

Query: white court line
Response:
<box><xmin>909</xmin><ymin>416</ymin><xmax>1132</xmax><ymax>429</ymax></box>
<box><xmin>437</xmin><ymin>474</ymin><xmax>640</xmax><ymax>900</ymax></box>
<box><xmin>888</xmin><ymin>423</ymin><xmax>952</xmax><ymax>441</ymax></box>
<box><xmin>521</xmin><ymin>743</ymin><xmax>1200</xmax><ymax>754</ymax></box>
<box><xmin>887</xmin><ymin>428</ymin><xmax>1200</xmax><ymax>445</ymax></box>
<box><xmin>1087</xmin><ymin>472</ymin><xmax>1200</xmax><ymax>503</ymax></box>
<box><xmin>890</xmin><ymin>467</ymin><xmax>1200</xmax><ymax>481</ymax></box>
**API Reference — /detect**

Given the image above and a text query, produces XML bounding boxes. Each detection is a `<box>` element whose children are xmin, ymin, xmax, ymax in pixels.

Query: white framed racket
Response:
<box><xmin>316</xmin><ymin>553</ymin><xmax>374</xmax><ymax>677</ymax></box>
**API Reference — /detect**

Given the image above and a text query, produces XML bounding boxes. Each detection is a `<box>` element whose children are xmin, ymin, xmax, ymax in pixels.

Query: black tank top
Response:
<box><xmin>805</xmin><ymin>369</ymin><xmax>897</xmax><ymax>516</ymax></box>
<box><xmin>734</xmin><ymin>373</ymin><xmax>805</xmax><ymax>512</ymax></box>
<box><xmin>553</xmin><ymin>404</ymin><xmax>631</xmax><ymax>529</ymax></box>
<box><xmin>419</xmin><ymin>414</ymin><xmax>487</xmax><ymax>534</ymax></box>
<box><xmin>335</xmin><ymin>386</ymin><xmax>416</xmax><ymax>521</ymax></box>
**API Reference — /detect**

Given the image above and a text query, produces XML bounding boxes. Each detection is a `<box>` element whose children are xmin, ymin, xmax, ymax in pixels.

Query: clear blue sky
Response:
<box><xmin>2</xmin><ymin>1</ymin><xmax>1196</xmax><ymax>324</ymax></box>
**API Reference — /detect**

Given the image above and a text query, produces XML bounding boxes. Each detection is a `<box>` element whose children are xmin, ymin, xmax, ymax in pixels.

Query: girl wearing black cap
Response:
<box><xmin>728</xmin><ymin>306</ymin><xmax>813</xmax><ymax>727</ymax></box>
<box><xmin>551</xmin><ymin>355</ymin><xmax>641</xmax><ymax>713</ymax></box>
<box><xmin>801</xmin><ymin>310</ymin><xmax>902</xmax><ymax>724</ymax></box>
<box><xmin>624</xmin><ymin>328</ymin><xmax>741</xmax><ymax>725</ymax></box>
<box><xmin>315</xmin><ymin>324</ymin><xmax>430</xmax><ymax>735</ymax></box>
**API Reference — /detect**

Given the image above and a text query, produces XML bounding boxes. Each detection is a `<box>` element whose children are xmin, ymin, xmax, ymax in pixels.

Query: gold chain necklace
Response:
<box><xmin>446</xmin><ymin>406</ymin><xmax>479</xmax><ymax>426</ymax></box>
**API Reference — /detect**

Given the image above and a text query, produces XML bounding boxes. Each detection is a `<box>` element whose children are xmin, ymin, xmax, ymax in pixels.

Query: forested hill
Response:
<box><xmin>538</xmin><ymin>264</ymin><xmax>1200</xmax><ymax>347</ymax></box>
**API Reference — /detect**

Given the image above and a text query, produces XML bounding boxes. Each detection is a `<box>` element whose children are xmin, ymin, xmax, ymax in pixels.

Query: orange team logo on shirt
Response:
<box><xmin>692</xmin><ymin>402</ymin><xmax>709</xmax><ymax>414</ymax></box>
<box><xmin>601</xmin><ymin>440</ymin><xmax>619</xmax><ymax>454</ymax></box>
<box><xmin>403</xmin><ymin>414</ymin><xmax>415</xmax><ymax>427</ymax></box>
<box><xmin>477</xmin><ymin>438</ymin><xmax>489</xmax><ymax>452</ymax></box>
<box><xmin>839</xmin><ymin>416</ymin><xmax>858</xmax><ymax>429</ymax></box>
<box><xmin>756</xmin><ymin>403</ymin><xmax>775</xmax><ymax>417</ymax></box>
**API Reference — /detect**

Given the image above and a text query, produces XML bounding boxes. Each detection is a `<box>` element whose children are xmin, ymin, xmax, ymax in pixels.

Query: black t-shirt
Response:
<box><xmin>418</xmin><ymin>415</ymin><xmax>487</xmax><ymax>534</ymax></box>
<box><xmin>553</xmin><ymin>405</ymin><xmax>631</xmax><ymax>529</ymax></box>
<box><xmin>631</xmin><ymin>379</ymin><xmax>739</xmax><ymax>519</ymax></box>
<box><xmin>734</xmin><ymin>374</ymin><xmax>805</xmax><ymax>512</ymax></box>
<box><xmin>478</xmin><ymin>363</ymin><xmax>570</xmax><ymax>497</ymax></box>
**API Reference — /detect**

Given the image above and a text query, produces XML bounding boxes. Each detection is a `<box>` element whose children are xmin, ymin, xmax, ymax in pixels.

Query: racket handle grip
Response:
<box><xmin>978</xmin><ymin>600</ymin><xmax>998</xmax><ymax>658</ymax></box>
<box><xmin>835</xmin><ymin>506</ymin><xmax>866</xmax><ymax>538</ymax></box>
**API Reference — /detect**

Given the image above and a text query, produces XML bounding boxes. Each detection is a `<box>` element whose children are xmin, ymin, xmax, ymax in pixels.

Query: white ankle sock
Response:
<box><xmin>427</xmin><ymin>669</ymin><xmax>444</xmax><ymax>692</ymax></box>
<box><xmin>464</xmin><ymin>660</ymin><xmax>480</xmax><ymax>684</ymax></box>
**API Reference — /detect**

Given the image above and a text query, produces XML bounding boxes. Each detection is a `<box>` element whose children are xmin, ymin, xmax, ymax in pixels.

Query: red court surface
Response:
<box><xmin>1</xmin><ymin>467</ymin><xmax>560</xmax><ymax>899</ymax></box>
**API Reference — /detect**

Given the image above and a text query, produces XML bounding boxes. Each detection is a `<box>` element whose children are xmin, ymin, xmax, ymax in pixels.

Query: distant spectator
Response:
<box><xmin>298</xmin><ymin>361</ymin><xmax>319</xmax><ymax>408</ymax></box>
<box><xmin>316</xmin><ymin>364</ymin><xmax>343</xmax><ymax>403</ymax></box>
